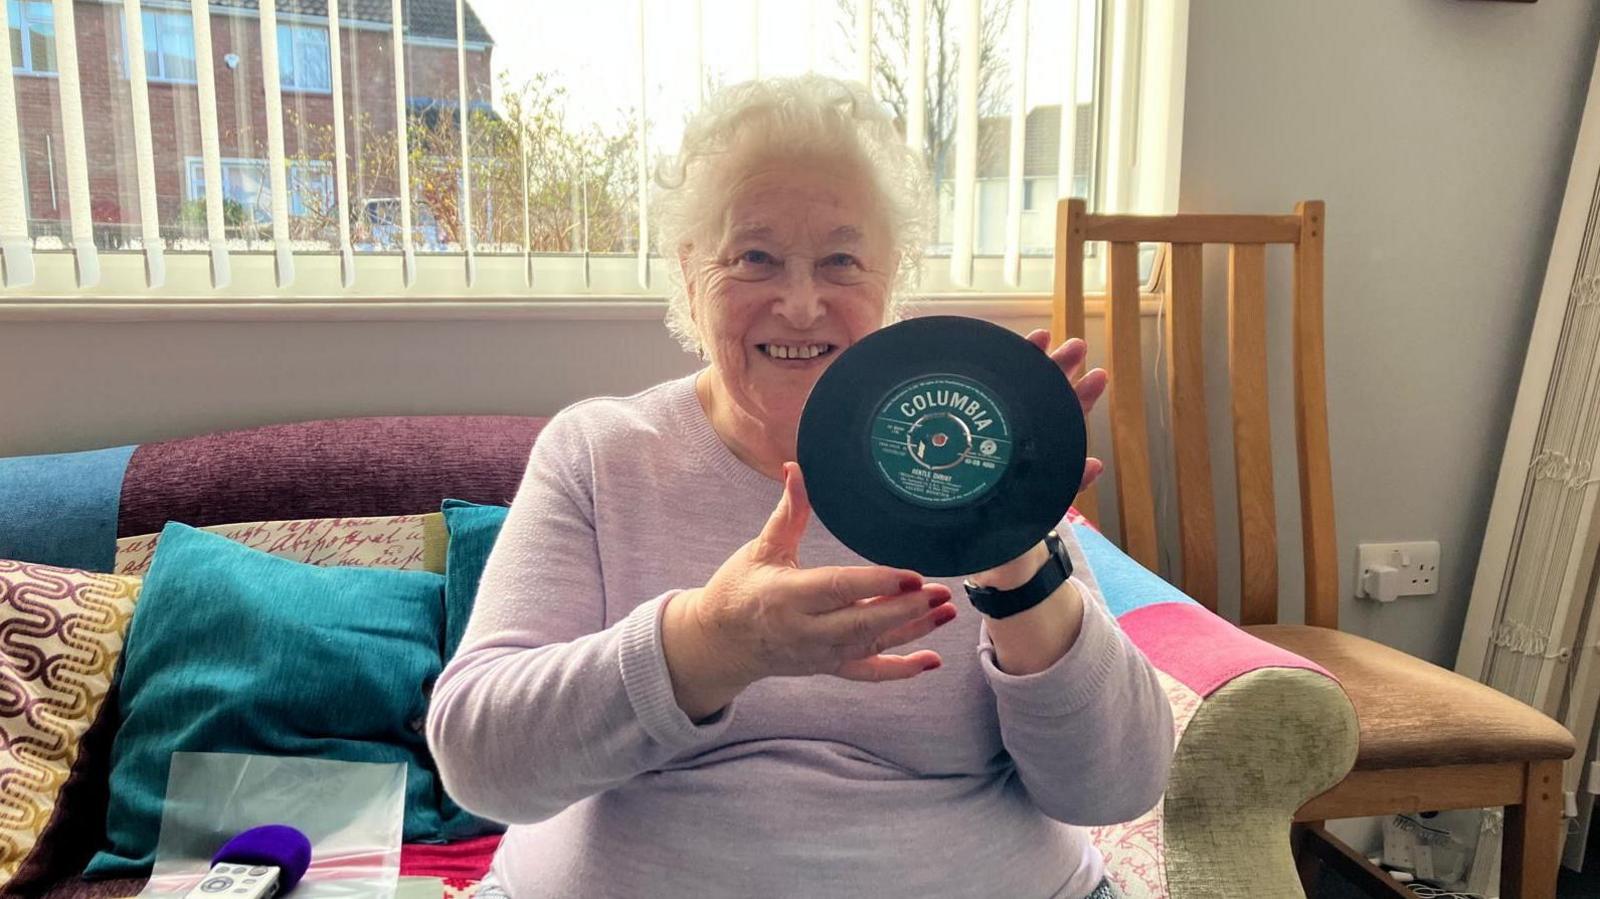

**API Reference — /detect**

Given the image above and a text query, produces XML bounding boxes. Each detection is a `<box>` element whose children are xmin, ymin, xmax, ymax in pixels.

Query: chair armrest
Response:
<box><xmin>1161</xmin><ymin>664</ymin><xmax>1355</xmax><ymax>898</ymax></box>
<box><xmin>1073</xmin><ymin>524</ymin><xmax>1359</xmax><ymax>899</ymax></box>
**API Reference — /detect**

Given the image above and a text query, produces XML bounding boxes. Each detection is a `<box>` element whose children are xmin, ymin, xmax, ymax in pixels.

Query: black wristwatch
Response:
<box><xmin>962</xmin><ymin>530</ymin><xmax>1074</xmax><ymax>619</ymax></box>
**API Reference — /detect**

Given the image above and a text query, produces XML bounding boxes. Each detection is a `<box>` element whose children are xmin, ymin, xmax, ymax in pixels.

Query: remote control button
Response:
<box><xmin>200</xmin><ymin>876</ymin><xmax>233</xmax><ymax>892</ymax></box>
<box><xmin>248</xmin><ymin>867</ymin><xmax>268</xmax><ymax>876</ymax></box>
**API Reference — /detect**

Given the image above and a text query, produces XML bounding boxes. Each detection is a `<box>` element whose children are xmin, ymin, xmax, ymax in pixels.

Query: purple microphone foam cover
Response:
<box><xmin>212</xmin><ymin>825</ymin><xmax>313</xmax><ymax>892</ymax></box>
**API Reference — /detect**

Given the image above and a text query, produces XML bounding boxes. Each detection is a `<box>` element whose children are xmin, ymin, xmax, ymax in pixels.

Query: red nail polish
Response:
<box><xmin>928</xmin><ymin>593</ymin><xmax>947</xmax><ymax>608</ymax></box>
<box><xmin>923</xmin><ymin>659</ymin><xmax>942</xmax><ymax>671</ymax></box>
<box><xmin>935</xmin><ymin>609</ymin><xmax>955</xmax><ymax>626</ymax></box>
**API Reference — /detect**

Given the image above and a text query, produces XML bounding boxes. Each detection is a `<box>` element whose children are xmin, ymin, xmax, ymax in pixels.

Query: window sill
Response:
<box><xmin>0</xmin><ymin>251</ymin><xmax>1157</xmax><ymax>321</ymax></box>
<box><xmin>0</xmin><ymin>294</ymin><xmax>1156</xmax><ymax>323</ymax></box>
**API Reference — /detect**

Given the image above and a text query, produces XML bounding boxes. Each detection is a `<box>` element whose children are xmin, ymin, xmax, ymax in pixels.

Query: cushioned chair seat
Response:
<box><xmin>1246</xmin><ymin>624</ymin><xmax>1574</xmax><ymax>770</ymax></box>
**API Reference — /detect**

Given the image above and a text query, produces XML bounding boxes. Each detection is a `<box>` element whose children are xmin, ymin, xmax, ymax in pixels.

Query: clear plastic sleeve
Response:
<box><xmin>137</xmin><ymin>751</ymin><xmax>405</xmax><ymax>898</ymax></box>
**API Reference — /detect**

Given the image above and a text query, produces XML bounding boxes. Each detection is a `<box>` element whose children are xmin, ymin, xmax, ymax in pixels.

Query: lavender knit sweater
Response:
<box><xmin>426</xmin><ymin>373</ymin><xmax>1174</xmax><ymax>898</ymax></box>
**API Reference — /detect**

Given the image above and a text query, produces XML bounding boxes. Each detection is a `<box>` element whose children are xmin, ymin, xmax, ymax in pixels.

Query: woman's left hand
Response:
<box><xmin>967</xmin><ymin>331</ymin><xmax>1108</xmax><ymax>590</ymax></box>
<box><xmin>1028</xmin><ymin>329</ymin><xmax>1107</xmax><ymax>493</ymax></box>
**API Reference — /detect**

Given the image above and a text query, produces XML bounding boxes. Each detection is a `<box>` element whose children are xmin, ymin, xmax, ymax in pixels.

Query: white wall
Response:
<box><xmin>1178</xmin><ymin>0</ymin><xmax>1600</xmax><ymax>668</ymax></box>
<box><xmin>0</xmin><ymin>315</ymin><xmax>699</xmax><ymax>458</ymax></box>
<box><xmin>0</xmin><ymin>306</ymin><xmax>1066</xmax><ymax>460</ymax></box>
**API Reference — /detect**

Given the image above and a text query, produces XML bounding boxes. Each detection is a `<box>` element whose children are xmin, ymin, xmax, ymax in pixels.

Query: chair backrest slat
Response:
<box><xmin>1293</xmin><ymin>201</ymin><xmax>1339</xmax><ymax>629</ymax></box>
<box><xmin>1107</xmin><ymin>240</ymin><xmax>1159</xmax><ymax>569</ymax></box>
<box><xmin>1228</xmin><ymin>243</ymin><xmax>1279</xmax><ymax>625</ymax></box>
<box><xmin>1164</xmin><ymin>243</ymin><xmax>1219</xmax><ymax>613</ymax></box>
<box><xmin>1056</xmin><ymin>198</ymin><xmax>1100</xmax><ymax>526</ymax></box>
<box><xmin>1052</xmin><ymin>199</ymin><xmax>1335</xmax><ymax>628</ymax></box>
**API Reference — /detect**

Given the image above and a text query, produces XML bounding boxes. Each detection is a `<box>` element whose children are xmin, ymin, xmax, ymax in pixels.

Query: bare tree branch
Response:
<box><xmin>836</xmin><ymin>0</ymin><xmax>1014</xmax><ymax>180</ymax></box>
<box><xmin>281</xmin><ymin>71</ymin><xmax>639</xmax><ymax>253</ymax></box>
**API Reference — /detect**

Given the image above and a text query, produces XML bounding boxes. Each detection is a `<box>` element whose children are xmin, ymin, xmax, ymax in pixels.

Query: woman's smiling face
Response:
<box><xmin>686</xmin><ymin>156</ymin><xmax>895</xmax><ymax>436</ymax></box>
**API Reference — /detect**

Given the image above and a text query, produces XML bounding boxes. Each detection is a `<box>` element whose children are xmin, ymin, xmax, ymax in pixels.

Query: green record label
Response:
<box><xmin>869</xmin><ymin>374</ymin><xmax>1013</xmax><ymax>508</ymax></box>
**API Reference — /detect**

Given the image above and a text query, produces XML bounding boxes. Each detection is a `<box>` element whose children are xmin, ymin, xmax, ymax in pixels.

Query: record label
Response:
<box><xmin>869</xmin><ymin>374</ymin><xmax>1013</xmax><ymax>508</ymax></box>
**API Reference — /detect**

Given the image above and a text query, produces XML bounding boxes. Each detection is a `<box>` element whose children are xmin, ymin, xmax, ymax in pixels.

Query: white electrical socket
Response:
<box><xmin>1356</xmin><ymin>541</ymin><xmax>1440</xmax><ymax>601</ymax></box>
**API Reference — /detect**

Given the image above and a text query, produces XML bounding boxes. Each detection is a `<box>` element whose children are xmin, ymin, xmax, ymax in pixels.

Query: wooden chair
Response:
<box><xmin>1051</xmin><ymin>198</ymin><xmax>1576</xmax><ymax>899</ymax></box>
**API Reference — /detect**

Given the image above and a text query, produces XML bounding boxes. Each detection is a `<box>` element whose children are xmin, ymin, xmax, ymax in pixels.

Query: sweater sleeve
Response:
<box><xmin>975</xmin><ymin>527</ymin><xmax>1174</xmax><ymax>826</ymax></box>
<box><xmin>425</xmin><ymin>414</ymin><xmax>738</xmax><ymax>826</ymax></box>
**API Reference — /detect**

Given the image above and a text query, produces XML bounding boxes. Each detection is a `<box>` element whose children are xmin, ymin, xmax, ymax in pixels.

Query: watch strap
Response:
<box><xmin>963</xmin><ymin>530</ymin><xmax>1073</xmax><ymax>619</ymax></box>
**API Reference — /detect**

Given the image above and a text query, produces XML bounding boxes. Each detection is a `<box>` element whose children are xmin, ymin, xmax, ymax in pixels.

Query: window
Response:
<box><xmin>184</xmin><ymin>157</ymin><xmax>335</xmax><ymax>226</ymax></box>
<box><xmin>2</xmin><ymin>0</ymin><xmax>1186</xmax><ymax>304</ymax></box>
<box><xmin>138</xmin><ymin>10</ymin><xmax>197</xmax><ymax>83</ymax></box>
<box><xmin>277</xmin><ymin>23</ymin><xmax>331</xmax><ymax>93</ymax></box>
<box><xmin>7</xmin><ymin>0</ymin><xmax>55</xmax><ymax>75</ymax></box>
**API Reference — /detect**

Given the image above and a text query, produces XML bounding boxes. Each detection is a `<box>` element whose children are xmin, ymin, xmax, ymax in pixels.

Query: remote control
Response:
<box><xmin>182</xmin><ymin>863</ymin><xmax>282</xmax><ymax>898</ymax></box>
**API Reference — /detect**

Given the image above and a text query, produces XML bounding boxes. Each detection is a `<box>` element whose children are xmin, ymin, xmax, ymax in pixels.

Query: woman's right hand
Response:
<box><xmin>662</xmin><ymin>462</ymin><xmax>956</xmax><ymax>719</ymax></box>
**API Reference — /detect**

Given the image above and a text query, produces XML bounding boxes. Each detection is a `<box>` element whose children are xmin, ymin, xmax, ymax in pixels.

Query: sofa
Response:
<box><xmin>0</xmin><ymin>415</ymin><xmax>1360</xmax><ymax>899</ymax></box>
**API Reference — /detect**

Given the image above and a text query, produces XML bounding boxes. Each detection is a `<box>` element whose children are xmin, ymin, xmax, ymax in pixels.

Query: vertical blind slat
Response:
<box><xmin>695</xmin><ymin>0</ymin><xmax>705</xmax><ymax>106</ymax></box>
<box><xmin>456</xmin><ymin>0</ymin><xmax>475</xmax><ymax>285</ymax></box>
<box><xmin>1137</xmin><ymin>0</ymin><xmax>1182</xmax><ymax>213</ymax></box>
<box><xmin>121</xmin><ymin>0</ymin><xmax>163</xmax><ymax>288</ymax></box>
<box><xmin>635</xmin><ymin>0</ymin><xmax>649</xmax><ymax>289</ymax></box>
<box><xmin>329</xmin><ymin>0</ymin><xmax>355</xmax><ymax>287</ymax></box>
<box><xmin>581</xmin><ymin>162</ymin><xmax>591</xmax><ymax>288</ymax></box>
<box><xmin>50</xmin><ymin>0</ymin><xmax>97</xmax><ymax>287</ymax></box>
<box><xmin>392</xmin><ymin>0</ymin><xmax>415</xmax><ymax>286</ymax></box>
<box><xmin>856</xmin><ymin>0</ymin><xmax>873</xmax><ymax>94</ymax></box>
<box><xmin>806</xmin><ymin>0</ymin><xmax>817</xmax><ymax>71</ymax></box>
<box><xmin>190</xmin><ymin>0</ymin><xmax>229</xmax><ymax>287</ymax></box>
<box><xmin>1101</xmin><ymin>0</ymin><xmax>1140</xmax><ymax>215</ymax></box>
<box><xmin>1057</xmin><ymin>0</ymin><xmax>1082</xmax><ymax>201</ymax></box>
<box><xmin>906</xmin><ymin>0</ymin><xmax>925</xmax><ymax>156</ymax></box>
<box><xmin>0</xmin><ymin>0</ymin><xmax>34</xmax><ymax>287</ymax></box>
<box><xmin>259</xmin><ymin>0</ymin><xmax>294</xmax><ymax>287</ymax></box>
<box><xmin>1003</xmin><ymin>0</ymin><xmax>1028</xmax><ymax>287</ymax></box>
<box><xmin>519</xmin><ymin>109</ymin><xmax>531</xmax><ymax>287</ymax></box>
<box><xmin>949</xmin><ymin>0</ymin><xmax>980</xmax><ymax>287</ymax></box>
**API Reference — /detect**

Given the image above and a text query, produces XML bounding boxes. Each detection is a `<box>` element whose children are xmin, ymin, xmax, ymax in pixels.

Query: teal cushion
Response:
<box><xmin>86</xmin><ymin>522</ymin><xmax>471</xmax><ymax>877</ymax></box>
<box><xmin>436</xmin><ymin>498</ymin><xmax>510</xmax><ymax>837</ymax></box>
<box><xmin>440</xmin><ymin>498</ymin><xmax>509</xmax><ymax>662</ymax></box>
<box><xmin>0</xmin><ymin>443</ymin><xmax>136</xmax><ymax>571</ymax></box>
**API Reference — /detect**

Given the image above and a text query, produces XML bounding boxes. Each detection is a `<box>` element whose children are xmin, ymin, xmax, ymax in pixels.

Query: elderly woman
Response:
<box><xmin>427</xmin><ymin>75</ymin><xmax>1173</xmax><ymax>899</ymax></box>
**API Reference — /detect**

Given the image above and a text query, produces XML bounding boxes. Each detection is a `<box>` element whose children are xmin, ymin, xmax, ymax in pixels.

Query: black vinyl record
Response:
<box><xmin>797</xmin><ymin>315</ymin><xmax>1087</xmax><ymax>577</ymax></box>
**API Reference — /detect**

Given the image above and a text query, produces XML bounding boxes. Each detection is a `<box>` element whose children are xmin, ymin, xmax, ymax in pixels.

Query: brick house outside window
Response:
<box><xmin>15</xmin><ymin>0</ymin><xmax>494</xmax><ymax>249</ymax></box>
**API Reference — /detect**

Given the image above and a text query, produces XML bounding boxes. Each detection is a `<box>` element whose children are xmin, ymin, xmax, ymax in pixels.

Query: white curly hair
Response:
<box><xmin>653</xmin><ymin>75</ymin><xmax>935</xmax><ymax>356</ymax></box>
